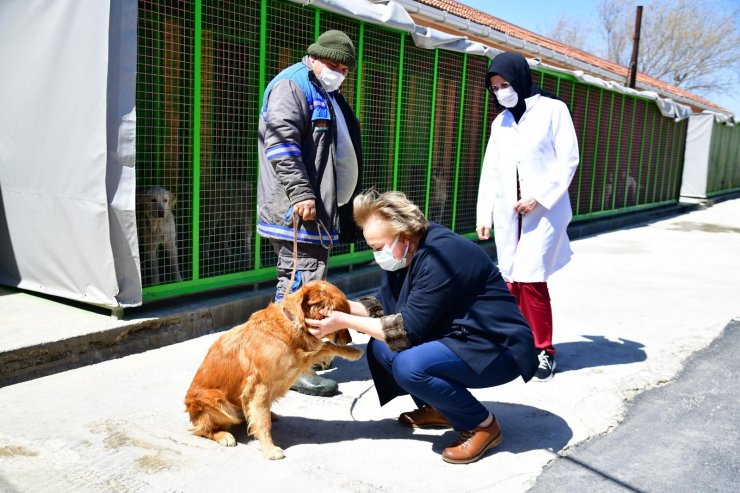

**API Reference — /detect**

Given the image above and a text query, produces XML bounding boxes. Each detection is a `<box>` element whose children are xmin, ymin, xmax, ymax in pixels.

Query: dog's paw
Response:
<box><xmin>344</xmin><ymin>347</ymin><xmax>364</xmax><ymax>361</ymax></box>
<box><xmin>213</xmin><ymin>431</ymin><xmax>236</xmax><ymax>447</ymax></box>
<box><xmin>261</xmin><ymin>445</ymin><xmax>285</xmax><ymax>460</ymax></box>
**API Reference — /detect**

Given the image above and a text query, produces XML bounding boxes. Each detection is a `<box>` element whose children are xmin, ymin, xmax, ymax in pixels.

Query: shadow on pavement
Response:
<box><xmin>329</xmin><ymin>335</ymin><xmax>647</xmax><ymax>382</ymax></box>
<box><xmin>485</xmin><ymin>401</ymin><xmax>573</xmax><ymax>455</ymax></box>
<box><xmin>224</xmin><ymin>401</ymin><xmax>572</xmax><ymax>457</ymax></box>
<box><xmin>555</xmin><ymin>335</ymin><xmax>646</xmax><ymax>373</ymax></box>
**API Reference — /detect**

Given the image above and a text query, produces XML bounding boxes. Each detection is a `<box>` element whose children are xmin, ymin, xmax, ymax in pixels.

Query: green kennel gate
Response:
<box><xmin>706</xmin><ymin>123</ymin><xmax>740</xmax><ymax>197</ymax></box>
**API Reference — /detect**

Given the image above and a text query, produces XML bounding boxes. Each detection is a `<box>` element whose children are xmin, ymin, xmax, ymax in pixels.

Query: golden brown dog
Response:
<box><xmin>184</xmin><ymin>280</ymin><xmax>363</xmax><ymax>460</ymax></box>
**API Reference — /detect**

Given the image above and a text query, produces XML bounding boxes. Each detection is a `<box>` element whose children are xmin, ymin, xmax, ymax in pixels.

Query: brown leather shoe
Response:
<box><xmin>441</xmin><ymin>415</ymin><xmax>502</xmax><ymax>464</ymax></box>
<box><xmin>398</xmin><ymin>405</ymin><xmax>452</xmax><ymax>429</ymax></box>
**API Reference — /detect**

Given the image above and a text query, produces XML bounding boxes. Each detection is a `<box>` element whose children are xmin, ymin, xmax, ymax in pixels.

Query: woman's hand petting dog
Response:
<box><xmin>306</xmin><ymin>309</ymin><xmax>348</xmax><ymax>339</ymax></box>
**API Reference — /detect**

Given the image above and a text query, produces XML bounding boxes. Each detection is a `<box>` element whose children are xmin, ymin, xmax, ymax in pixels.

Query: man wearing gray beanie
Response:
<box><xmin>257</xmin><ymin>30</ymin><xmax>363</xmax><ymax>397</ymax></box>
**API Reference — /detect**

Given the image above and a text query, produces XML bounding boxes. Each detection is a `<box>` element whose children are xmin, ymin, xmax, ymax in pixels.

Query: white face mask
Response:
<box><xmin>317</xmin><ymin>67</ymin><xmax>345</xmax><ymax>93</ymax></box>
<box><xmin>496</xmin><ymin>86</ymin><xmax>519</xmax><ymax>108</ymax></box>
<box><xmin>373</xmin><ymin>235</ymin><xmax>409</xmax><ymax>271</ymax></box>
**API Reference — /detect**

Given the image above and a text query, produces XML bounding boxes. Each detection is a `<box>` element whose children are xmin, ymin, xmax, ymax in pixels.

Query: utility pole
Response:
<box><xmin>627</xmin><ymin>6</ymin><xmax>643</xmax><ymax>88</ymax></box>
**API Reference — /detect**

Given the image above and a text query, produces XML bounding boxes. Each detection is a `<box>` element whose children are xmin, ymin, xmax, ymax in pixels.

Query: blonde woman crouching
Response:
<box><xmin>306</xmin><ymin>190</ymin><xmax>538</xmax><ymax>464</ymax></box>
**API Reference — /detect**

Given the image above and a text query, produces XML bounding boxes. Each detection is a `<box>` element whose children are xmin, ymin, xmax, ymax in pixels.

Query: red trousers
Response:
<box><xmin>506</xmin><ymin>281</ymin><xmax>555</xmax><ymax>355</ymax></box>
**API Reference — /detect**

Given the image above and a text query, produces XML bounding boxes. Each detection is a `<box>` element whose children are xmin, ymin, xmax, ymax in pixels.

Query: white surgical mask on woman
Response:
<box><xmin>318</xmin><ymin>67</ymin><xmax>345</xmax><ymax>93</ymax></box>
<box><xmin>496</xmin><ymin>86</ymin><xmax>519</xmax><ymax>108</ymax></box>
<box><xmin>373</xmin><ymin>235</ymin><xmax>409</xmax><ymax>271</ymax></box>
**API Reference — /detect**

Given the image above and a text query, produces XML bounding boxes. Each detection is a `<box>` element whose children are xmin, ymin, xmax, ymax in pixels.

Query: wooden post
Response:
<box><xmin>627</xmin><ymin>6</ymin><xmax>643</xmax><ymax>89</ymax></box>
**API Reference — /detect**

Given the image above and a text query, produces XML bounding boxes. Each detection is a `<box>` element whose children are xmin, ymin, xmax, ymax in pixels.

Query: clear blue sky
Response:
<box><xmin>462</xmin><ymin>0</ymin><xmax>600</xmax><ymax>37</ymax></box>
<box><xmin>460</xmin><ymin>0</ymin><xmax>739</xmax><ymax>117</ymax></box>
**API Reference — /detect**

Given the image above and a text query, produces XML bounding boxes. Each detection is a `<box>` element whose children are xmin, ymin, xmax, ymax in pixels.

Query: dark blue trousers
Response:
<box><xmin>368</xmin><ymin>338</ymin><xmax>520</xmax><ymax>430</ymax></box>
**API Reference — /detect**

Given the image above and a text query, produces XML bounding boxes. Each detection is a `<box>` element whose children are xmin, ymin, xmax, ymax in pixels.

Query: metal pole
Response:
<box><xmin>627</xmin><ymin>6</ymin><xmax>643</xmax><ymax>88</ymax></box>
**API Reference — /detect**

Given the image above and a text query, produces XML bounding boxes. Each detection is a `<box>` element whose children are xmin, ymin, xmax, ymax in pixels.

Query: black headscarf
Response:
<box><xmin>486</xmin><ymin>52</ymin><xmax>558</xmax><ymax>123</ymax></box>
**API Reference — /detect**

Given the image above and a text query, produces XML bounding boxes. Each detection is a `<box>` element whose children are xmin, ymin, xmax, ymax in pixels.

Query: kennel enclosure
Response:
<box><xmin>0</xmin><ymin>0</ymin><xmax>736</xmax><ymax>310</ymax></box>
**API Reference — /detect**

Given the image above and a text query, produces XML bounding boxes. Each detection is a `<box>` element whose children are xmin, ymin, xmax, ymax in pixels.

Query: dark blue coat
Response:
<box><xmin>369</xmin><ymin>223</ymin><xmax>538</xmax><ymax>405</ymax></box>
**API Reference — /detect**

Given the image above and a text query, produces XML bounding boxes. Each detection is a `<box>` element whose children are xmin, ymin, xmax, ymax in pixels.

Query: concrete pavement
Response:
<box><xmin>0</xmin><ymin>198</ymin><xmax>738</xmax><ymax>492</ymax></box>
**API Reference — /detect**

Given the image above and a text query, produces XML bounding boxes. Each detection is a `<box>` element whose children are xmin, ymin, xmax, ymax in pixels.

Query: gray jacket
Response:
<box><xmin>257</xmin><ymin>56</ymin><xmax>362</xmax><ymax>245</ymax></box>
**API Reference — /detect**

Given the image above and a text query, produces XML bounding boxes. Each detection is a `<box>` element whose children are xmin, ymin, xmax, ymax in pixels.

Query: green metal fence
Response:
<box><xmin>135</xmin><ymin>0</ymin><xmax>692</xmax><ymax>301</ymax></box>
<box><xmin>707</xmin><ymin>122</ymin><xmax>740</xmax><ymax>197</ymax></box>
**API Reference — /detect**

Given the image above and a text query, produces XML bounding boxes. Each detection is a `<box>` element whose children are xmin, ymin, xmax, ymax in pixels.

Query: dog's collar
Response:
<box><xmin>282</xmin><ymin>307</ymin><xmax>295</xmax><ymax>323</ymax></box>
<box><xmin>281</xmin><ymin>306</ymin><xmax>307</xmax><ymax>333</ymax></box>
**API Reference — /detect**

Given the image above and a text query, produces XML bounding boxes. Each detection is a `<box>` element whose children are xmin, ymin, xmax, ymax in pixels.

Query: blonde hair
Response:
<box><xmin>353</xmin><ymin>190</ymin><xmax>429</xmax><ymax>240</ymax></box>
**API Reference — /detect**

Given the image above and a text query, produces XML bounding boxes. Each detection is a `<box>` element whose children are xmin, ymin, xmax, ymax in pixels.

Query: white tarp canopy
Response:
<box><xmin>0</xmin><ymin>0</ymin><xmax>140</xmax><ymax>308</ymax></box>
<box><xmin>680</xmin><ymin>114</ymin><xmax>715</xmax><ymax>199</ymax></box>
<box><xmin>290</xmin><ymin>0</ymin><xmax>417</xmax><ymax>32</ymax></box>
<box><xmin>561</xmin><ymin>70</ymin><xmax>694</xmax><ymax>121</ymax></box>
<box><xmin>411</xmin><ymin>26</ymin><xmax>492</xmax><ymax>57</ymax></box>
<box><xmin>297</xmin><ymin>0</ymin><xmax>701</xmax><ymax>121</ymax></box>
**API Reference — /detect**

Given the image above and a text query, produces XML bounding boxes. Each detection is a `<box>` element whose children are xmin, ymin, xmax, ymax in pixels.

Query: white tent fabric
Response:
<box><xmin>106</xmin><ymin>0</ymin><xmax>142</xmax><ymax>306</ymax></box>
<box><xmin>294</xmin><ymin>0</ymin><xmax>698</xmax><ymax>121</ymax></box>
<box><xmin>0</xmin><ymin>0</ymin><xmax>139</xmax><ymax>308</ymax></box>
<box><xmin>680</xmin><ymin>114</ymin><xmax>715</xmax><ymax>199</ymax></box>
<box><xmin>704</xmin><ymin>110</ymin><xmax>735</xmax><ymax>126</ymax></box>
<box><xmin>291</xmin><ymin>0</ymin><xmax>416</xmax><ymax>33</ymax></box>
<box><xmin>411</xmin><ymin>26</ymin><xmax>492</xmax><ymax>57</ymax></box>
<box><xmin>564</xmin><ymin>70</ymin><xmax>693</xmax><ymax>121</ymax></box>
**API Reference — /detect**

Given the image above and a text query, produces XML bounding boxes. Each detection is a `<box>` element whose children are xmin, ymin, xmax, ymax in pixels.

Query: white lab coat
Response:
<box><xmin>476</xmin><ymin>94</ymin><xmax>579</xmax><ymax>282</ymax></box>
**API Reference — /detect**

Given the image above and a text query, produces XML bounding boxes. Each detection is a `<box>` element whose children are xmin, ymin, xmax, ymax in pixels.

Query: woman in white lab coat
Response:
<box><xmin>476</xmin><ymin>51</ymin><xmax>579</xmax><ymax>381</ymax></box>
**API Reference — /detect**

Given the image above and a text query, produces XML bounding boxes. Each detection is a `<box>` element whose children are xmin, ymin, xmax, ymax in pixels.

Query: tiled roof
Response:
<box><xmin>414</xmin><ymin>0</ymin><xmax>726</xmax><ymax>113</ymax></box>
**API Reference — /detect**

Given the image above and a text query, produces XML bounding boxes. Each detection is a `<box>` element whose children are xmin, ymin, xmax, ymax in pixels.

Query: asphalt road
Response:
<box><xmin>530</xmin><ymin>319</ymin><xmax>740</xmax><ymax>493</ymax></box>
